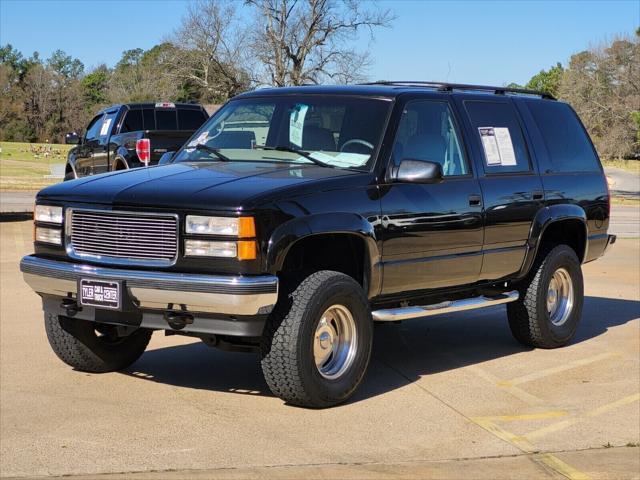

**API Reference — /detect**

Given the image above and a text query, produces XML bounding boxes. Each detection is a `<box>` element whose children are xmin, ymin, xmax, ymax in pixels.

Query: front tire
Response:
<box><xmin>507</xmin><ymin>245</ymin><xmax>584</xmax><ymax>348</ymax></box>
<box><xmin>261</xmin><ymin>271</ymin><xmax>373</xmax><ymax>408</ymax></box>
<box><xmin>45</xmin><ymin>313</ymin><xmax>152</xmax><ymax>372</ymax></box>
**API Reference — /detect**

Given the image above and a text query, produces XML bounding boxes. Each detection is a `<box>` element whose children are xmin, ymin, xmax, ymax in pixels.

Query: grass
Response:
<box><xmin>601</xmin><ymin>158</ymin><xmax>640</xmax><ymax>174</ymax></box>
<box><xmin>0</xmin><ymin>141</ymin><xmax>70</xmax><ymax>191</ymax></box>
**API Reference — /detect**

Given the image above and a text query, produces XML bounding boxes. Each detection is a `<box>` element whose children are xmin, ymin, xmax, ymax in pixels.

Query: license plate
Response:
<box><xmin>78</xmin><ymin>279</ymin><xmax>121</xmax><ymax>310</ymax></box>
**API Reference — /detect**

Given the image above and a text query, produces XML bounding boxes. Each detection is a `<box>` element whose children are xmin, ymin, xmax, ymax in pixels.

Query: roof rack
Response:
<box><xmin>360</xmin><ymin>81</ymin><xmax>556</xmax><ymax>100</ymax></box>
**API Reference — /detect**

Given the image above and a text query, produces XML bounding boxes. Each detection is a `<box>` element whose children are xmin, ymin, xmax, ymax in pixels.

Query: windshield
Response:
<box><xmin>174</xmin><ymin>95</ymin><xmax>392</xmax><ymax>170</ymax></box>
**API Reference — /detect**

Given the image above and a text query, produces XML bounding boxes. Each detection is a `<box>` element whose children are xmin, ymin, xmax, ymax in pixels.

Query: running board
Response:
<box><xmin>371</xmin><ymin>290</ymin><xmax>519</xmax><ymax>322</ymax></box>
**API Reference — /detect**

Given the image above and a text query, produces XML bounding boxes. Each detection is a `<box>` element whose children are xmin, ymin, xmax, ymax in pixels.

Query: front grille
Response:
<box><xmin>68</xmin><ymin>209</ymin><xmax>178</xmax><ymax>266</ymax></box>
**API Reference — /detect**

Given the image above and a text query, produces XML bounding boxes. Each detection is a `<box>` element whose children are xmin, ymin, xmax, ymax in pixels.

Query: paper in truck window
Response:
<box><xmin>479</xmin><ymin>127</ymin><xmax>517</xmax><ymax>166</ymax></box>
<box><xmin>494</xmin><ymin>127</ymin><xmax>517</xmax><ymax>166</ymax></box>
<box><xmin>99</xmin><ymin>118</ymin><xmax>112</xmax><ymax>137</ymax></box>
<box><xmin>289</xmin><ymin>104</ymin><xmax>309</xmax><ymax>147</ymax></box>
<box><xmin>479</xmin><ymin>127</ymin><xmax>501</xmax><ymax>165</ymax></box>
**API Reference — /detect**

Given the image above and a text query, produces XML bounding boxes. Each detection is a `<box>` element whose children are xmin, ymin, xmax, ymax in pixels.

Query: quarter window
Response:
<box><xmin>464</xmin><ymin>101</ymin><xmax>531</xmax><ymax>174</ymax></box>
<box><xmin>392</xmin><ymin>101</ymin><xmax>468</xmax><ymax>176</ymax></box>
<box><xmin>525</xmin><ymin>100</ymin><xmax>600</xmax><ymax>173</ymax></box>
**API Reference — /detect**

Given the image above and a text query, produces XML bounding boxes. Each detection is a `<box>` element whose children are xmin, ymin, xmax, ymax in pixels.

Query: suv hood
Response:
<box><xmin>37</xmin><ymin>162</ymin><xmax>364</xmax><ymax>211</ymax></box>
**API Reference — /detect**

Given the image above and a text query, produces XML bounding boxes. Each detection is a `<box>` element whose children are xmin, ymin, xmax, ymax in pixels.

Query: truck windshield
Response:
<box><xmin>173</xmin><ymin>96</ymin><xmax>392</xmax><ymax>170</ymax></box>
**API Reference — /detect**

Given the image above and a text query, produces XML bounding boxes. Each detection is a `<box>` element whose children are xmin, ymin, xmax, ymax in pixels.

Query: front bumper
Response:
<box><xmin>20</xmin><ymin>255</ymin><xmax>278</xmax><ymax>316</ymax></box>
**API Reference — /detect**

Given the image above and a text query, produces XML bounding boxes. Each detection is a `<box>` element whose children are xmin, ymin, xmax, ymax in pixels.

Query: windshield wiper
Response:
<box><xmin>253</xmin><ymin>145</ymin><xmax>334</xmax><ymax>168</ymax></box>
<box><xmin>193</xmin><ymin>143</ymin><xmax>230</xmax><ymax>161</ymax></box>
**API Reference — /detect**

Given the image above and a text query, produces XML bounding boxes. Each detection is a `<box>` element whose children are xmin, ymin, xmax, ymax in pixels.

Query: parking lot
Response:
<box><xmin>1</xmin><ymin>219</ymin><xmax>638</xmax><ymax>479</ymax></box>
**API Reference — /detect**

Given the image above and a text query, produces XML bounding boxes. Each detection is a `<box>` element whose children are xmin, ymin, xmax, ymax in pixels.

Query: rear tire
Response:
<box><xmin>44</xmin><ymin>313</ymin><xmax>152</xmax><ymax>372</ymax></box>
<box><xmin>507</xmin><ymin>245</ymin><xmax>584</xmax><ymax>348</ymax></box>
<box><xmin>261</xmin><ymin>271</ymin><xmax>373</xmax><ymax>408</ymax></box>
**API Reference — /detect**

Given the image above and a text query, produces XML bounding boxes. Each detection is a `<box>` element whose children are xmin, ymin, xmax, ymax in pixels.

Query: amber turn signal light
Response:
<box><xmin>237</xmin><ymin>240</ymin><xmax>257</xmax><ymax>260</ymax></box>
<box><xmin>238</xmin><ymin>217</ymin><xmax>256</xmax><ymax>238</ymax></box>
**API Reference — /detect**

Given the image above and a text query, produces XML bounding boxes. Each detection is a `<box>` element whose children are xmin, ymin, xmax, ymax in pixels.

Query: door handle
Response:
<box><xmin>468</xmin><ymin>194</ymin><xmax>482</xmax><ymax>206</ymax></box>
<box><xmin>532</xmin><ymin>190</ymin><xmax>544</xmax><ymax>200</ymax></box>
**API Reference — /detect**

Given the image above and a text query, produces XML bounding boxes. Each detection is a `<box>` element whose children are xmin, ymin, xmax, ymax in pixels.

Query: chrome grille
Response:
<box><xmin>68</xmin><ymin>209</ymin><xmax>178</xmax><ymax>266</ymax></box>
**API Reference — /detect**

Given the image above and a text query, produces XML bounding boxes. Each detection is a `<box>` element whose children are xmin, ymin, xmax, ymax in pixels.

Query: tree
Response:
<box><xmin>525</xmin><ymin>62</ymin><xmax>564</xmax><ymax>98</ymax></box>
<box><xmin>559</xmin><ymin>31</ymin><xmax>639</xmax><ymax>159</ymax></box>
<box><xmin>82</xmin><ymin>65</ymin><xmax>110</xmax><ymax>109</ymax></box>
<box><xmin>168</xmin><ymin>0</ymin><xmax>252</xmax><ymax>103</ymax></box>
<box><xmin>246</xmin><ymin>0</ymin><xmax>394</xmax><ymax>86</ymax></box>
<box><xmin>108</xmin><ymin>44</ymin><xmax>180</xmax><ymax>103</ymax></box>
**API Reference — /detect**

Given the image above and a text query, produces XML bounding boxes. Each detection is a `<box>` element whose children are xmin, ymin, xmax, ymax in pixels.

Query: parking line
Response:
<box><xmin>471</xmin><ymin>417</ymin><xmax>591</xmax><ymax>479</ymax></box>
<box><xmin>527</xmin><ymin>393</ymin><xmax>640</xmax><ymax>441</ymax></box>
<box><xmin>499</xmin><ymin>352</ymin><xmax>618</xmax><ymax>386</ymax></box>
<box><xmin>482</xmin><ymin>411</ymin><xmax>569</xmax><ymax>422</ymax></box>
<box><xmin>469</xmin><ymin>365</ymin><xmax>544</xmax><ymax>405</ymax></box>
<box><xmin>536</xmin><ymin>453</ymin><xmax>591</xmax><ymax>480</ymax></box>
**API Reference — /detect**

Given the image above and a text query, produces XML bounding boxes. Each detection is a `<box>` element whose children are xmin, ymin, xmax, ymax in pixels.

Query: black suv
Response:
<box><xmin>21</xmin><ymin>82</ymin><xmax>615</xmax><ymax>408</ymax></box>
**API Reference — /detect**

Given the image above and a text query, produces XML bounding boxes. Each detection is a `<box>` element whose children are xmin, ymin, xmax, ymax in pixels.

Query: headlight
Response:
<box><xmin>35</xmin><ymin>227</ymin><xmax>62</xmax><ymax>245</ymax></box>
<box><xmin>184</xmin><ymin>240</ymin><xmax>237</xmax><ymax>257</ymax></box>
<box><xmin>35</xmin><ymin>205</ymin><xmax>63</xmax><ymax>224</ymax></box>
<box><xmin>185</xmin><ymin>216</ymin><xmax>255</xmax><ymax>237</ymax></box>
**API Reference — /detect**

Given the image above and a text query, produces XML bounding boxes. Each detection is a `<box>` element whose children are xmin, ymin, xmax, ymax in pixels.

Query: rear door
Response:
<box><xmin>380</xmin><ymin>98</ymin><xmax>484</xmax><ymax>295</ymax></box>
<box><xmin>453</xmin><ymin>96</ymin><xmax>545</xmax><ymax>281</ymax></box>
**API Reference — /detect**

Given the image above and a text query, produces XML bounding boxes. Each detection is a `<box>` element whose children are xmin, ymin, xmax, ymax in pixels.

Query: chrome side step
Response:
<box><xmin>371</xmin><ymin>290</ymin><xmax>519</xmax><ymax>322</ymax></box>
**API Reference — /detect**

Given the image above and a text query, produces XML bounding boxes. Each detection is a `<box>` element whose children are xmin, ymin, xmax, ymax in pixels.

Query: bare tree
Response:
<box><xmin>246</xmin><ymin>0</ymin><xmax>394</xmax><ymax>86</ymax></box>
<box><xmin>168</xmin><ymin>0</ymin><xmax>252</xmax><ymax>102</ymax></box>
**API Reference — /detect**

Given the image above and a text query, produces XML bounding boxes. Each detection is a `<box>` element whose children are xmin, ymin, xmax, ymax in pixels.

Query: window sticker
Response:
<box><xmin>289</xmin><ymin>104</ymin><xmax>309</xmax><ymax>148</ymax></box>
<box><xmin>99</xmin><ymin>118</ymin><xmax>112</xmax><ymax>137</ymax></box>
<box><xmin>494</xmin><ymin>127</ymin><xmax>517</xmax><ymax>166</ymax></box>
<box><xmin>478</xmin><ymin>127</ymin><xmax>516</xmax><ymax>166</ymax></box>
<box><xmin>478</xmin><ymin>127</ymin><xmax>501</xmax><ymax>165</ymax></box>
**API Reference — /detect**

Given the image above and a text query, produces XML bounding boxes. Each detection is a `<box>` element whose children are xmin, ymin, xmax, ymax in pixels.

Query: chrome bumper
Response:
<box><xmin>20</xmin><ymin>255</ymin><xmax>278</xmax><ymax>316</ymax></box>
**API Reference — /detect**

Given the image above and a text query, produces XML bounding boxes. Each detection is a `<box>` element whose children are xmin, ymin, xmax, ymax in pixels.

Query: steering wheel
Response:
<box><xmin>340</xmin><ymin>139</ymin><xmax>374</xmax><ymax>153</ymax></box>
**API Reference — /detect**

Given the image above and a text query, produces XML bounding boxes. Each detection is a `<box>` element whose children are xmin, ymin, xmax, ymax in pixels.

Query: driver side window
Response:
<box><xmin>84</xmin><ymin>114</ymin><xmax>104</xmax><ymax>144</ymax></box>
<box><xmin>393</xmin><ymin>101</ymin><xmax>468</xmax><ymax>177</ymax></box>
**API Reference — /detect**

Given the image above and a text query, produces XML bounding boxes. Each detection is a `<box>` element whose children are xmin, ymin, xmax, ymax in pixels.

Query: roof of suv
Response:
<box><xmin>237</xmin><ymin>81</ymin><xmax>556</xmax><ymax>101</ymax></box>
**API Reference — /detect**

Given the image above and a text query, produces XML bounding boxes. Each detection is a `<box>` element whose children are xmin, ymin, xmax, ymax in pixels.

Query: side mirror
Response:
<box><xmin>158</xmin><ymin>151</ymin><xmax>176</xmax><ymax>165</ymax></box>
<box><xmin>393</xmin><ymin>159</ymin><xmax>443</xmax><ymax>184</ymax></box>
<box><xmin>65</xmin><ymin>132</ymin><xmax>80</xmax><ymax>145</ymax></box>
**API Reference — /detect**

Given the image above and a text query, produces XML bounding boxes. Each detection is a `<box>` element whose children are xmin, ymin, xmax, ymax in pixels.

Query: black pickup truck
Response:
<box><xmin>63</xmin><ymin>102</ymin><xmax>209</xmax><ymax>179</ymax></box>
<box><xmin>21</xmin><ymin>82</ymin><xmax>615</xmax><ymax>408</ymax></box>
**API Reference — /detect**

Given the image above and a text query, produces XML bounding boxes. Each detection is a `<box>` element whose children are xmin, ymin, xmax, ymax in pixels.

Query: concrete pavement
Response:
<box><xmin>1</xmin><ymin>220</ymin><xmax>639</xmax><ymax>479</ymax></box>
<box><xmin>606</xmin><ymin>167</ymin><xmax>640</xmax><ymax>199</ymax></box>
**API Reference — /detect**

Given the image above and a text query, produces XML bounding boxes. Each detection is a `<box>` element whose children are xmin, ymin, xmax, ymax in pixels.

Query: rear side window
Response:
<box><xmin>156</xmin><ymin>109</ymin><xmax>177</xmax><ymax>130</ymax></box>
<box><xmin>525</xmin><ymin>101</ymin><xmax>600</xmax><ymax>173</ymax></box>
<box><xmin>142</xmin><ymin>109</ymin><xmax>155</xmax><ymax>130</ymax></box>
<box><xmin>178</xmin><ymin>109</ymin><xmax>208</xmax><ymax>130</ymax></box>
<box><xmin>464</xmin><ymin>101</ymin><xmax>531</xmax><ymax>174</ymax></box>
<box><xmin>120</xmin><ymin>110</ymin><xmax>143</xmax><ymax>133</ymax></box>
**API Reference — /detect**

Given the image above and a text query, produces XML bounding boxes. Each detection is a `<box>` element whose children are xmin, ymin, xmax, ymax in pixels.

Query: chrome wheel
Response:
<box><xmin>313</xmin><ymin>304</ymin><xmax>358</xmax><ymax>380</ymax></box>
<box><xmin>547</xmin><ymin>267</ymin><xmax>574</xmax><ymax>326</ymax></box>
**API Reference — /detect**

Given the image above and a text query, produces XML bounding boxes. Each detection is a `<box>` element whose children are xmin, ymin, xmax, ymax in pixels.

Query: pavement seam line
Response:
<box><xmin>377</xmin><ymin>359</ymin><xmax>591</xmax><ymax>479</ymax></box>
<box><xmin>526</xmin><ymin>393</ymin><xmax>640</xmax><ymax>441</ymax></box>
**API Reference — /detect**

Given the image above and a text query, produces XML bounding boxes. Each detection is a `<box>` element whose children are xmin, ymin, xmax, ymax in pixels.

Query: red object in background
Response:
<box><xmin>136</xmin><ymin>138</ymin><xmax>151</xmax><ymax>166</ymax></box>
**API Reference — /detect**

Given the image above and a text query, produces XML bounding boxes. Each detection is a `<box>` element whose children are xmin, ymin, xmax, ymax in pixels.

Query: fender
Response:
<box><xmin>113</xmin><ymin>146</ymin><xmax>134</xmax><ymax>170</ymax></box>
<box><xmin>65</xmin><ymin>152</ymin><xmax>79</xmax><ymax>179</ymax></box>
<box><xmin>517</xmin><ymin>204</ymin><xmax>588</xmax><ymax>278</ymax></box>
<box><xmin>266</xmin><ymin>213</ymin><xmax>382</xmax><ymax>298</ymax></box>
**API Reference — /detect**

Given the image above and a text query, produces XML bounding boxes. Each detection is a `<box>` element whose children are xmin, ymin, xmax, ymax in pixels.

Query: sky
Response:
<box><xmin>1</xmin><ymin>0</ymin><xmax>638</xmax><ymax>86</ymax></box>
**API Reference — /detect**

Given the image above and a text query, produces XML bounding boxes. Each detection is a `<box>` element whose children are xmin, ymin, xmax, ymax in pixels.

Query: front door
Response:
<box><xmin>75</xmin><ymin>112</ymin><xmax>115</xmax><ymax>177</ymax></box>
<box><xmin>380</xmin><ymin>99</ymin><xmax>484</xmax><ymax>295</ymax></box>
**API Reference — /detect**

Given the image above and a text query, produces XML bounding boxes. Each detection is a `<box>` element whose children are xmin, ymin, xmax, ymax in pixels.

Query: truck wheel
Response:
<box><xmin>507</xmin><ymin>245</ymin><xmax>584</xmax><ymax>348</ymax></box>
<box><xmin>261</xmin><ymin>271</ymin><xmax>373</xmax><ymax>408</ymax></box>
<box><xmin>44</xmin><ymin>313</ymin><xmax>152</xmax><ymax>372</ymax></box>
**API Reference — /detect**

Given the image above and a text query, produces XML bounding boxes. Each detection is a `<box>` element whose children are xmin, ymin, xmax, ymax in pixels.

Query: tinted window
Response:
<box><xmin>84</xmin><ymin>114</ymin><xmax>104</xmax><ymax>143</ymax></box>
<box><xmin>156</xmin><ymin>109</ymin><xmax>177</xmax><ymax>130</ymax></box>
<box><xmin>142</xmin><ymin>109</ymin><xmax>155</xmax><ymax>130</ymax></box>
<box><xmin>120</xmin><ymin>110</ymin><xmax>143</xmax><ymax>133</ymax></box>
<box><xmin>392</xmin><ymin>101</ymin><xmax>468</xmax><ymax>176</ymax></box>
<box><xmin>178</xmin><ymin>109</ymin><xmax>208</xmax><ymax>130</ymax></box>
<box><xmin>464</xmin><ymin>101</ymin><xmax>531</xmax><ymax>173</ymax></box>
<box><xmin>526</xmin><ymin>100</ymin><xmax>600</xmax><ymax>173</ymax></box>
